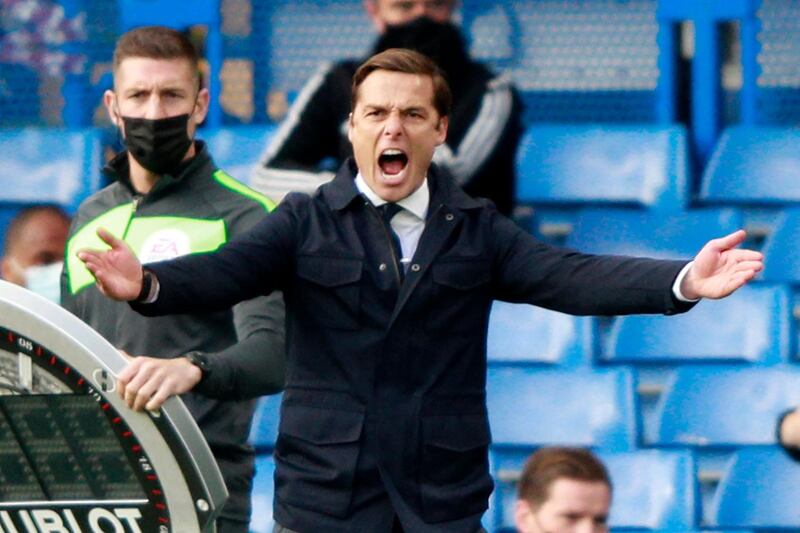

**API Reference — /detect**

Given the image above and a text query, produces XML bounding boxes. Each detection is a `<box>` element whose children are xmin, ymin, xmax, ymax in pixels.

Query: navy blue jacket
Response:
<box><xmin>135</xmin><ymin>159</ymin><xmax>693</xmax><ymax>532</ymax></box>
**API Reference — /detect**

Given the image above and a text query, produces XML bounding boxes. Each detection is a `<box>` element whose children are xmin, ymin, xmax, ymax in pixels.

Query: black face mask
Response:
<box><xmin>121</xmin><ymin>113</ymin><xmax>193</xmax><ymax>176</ymax></box>
<box><xmin>373</xmin><ymin>17</ymin><xmax>469</xmax><ymax>82</ymax></box>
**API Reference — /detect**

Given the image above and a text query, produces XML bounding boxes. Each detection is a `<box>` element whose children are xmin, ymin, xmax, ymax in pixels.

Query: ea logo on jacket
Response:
<box><xmin>139</xmin><ymin>229</ymin><xmax>191</xmax><ymax>264</ymax></box>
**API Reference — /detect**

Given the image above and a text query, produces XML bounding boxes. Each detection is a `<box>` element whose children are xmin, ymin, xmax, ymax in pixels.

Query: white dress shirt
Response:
<box><xmin>355</xmin><ymin>173</ymin><xmax>428</xmax><ymax>270</ymax></box>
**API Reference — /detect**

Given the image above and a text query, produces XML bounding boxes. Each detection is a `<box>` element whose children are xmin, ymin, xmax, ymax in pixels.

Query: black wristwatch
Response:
<box><xmin>185</xmin><ymin>351</ymin><xmax>211</xmax><ymax>384</ymax></box>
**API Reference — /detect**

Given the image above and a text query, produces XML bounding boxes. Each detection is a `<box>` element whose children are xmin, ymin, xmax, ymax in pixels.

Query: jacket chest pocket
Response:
<box><xmin>426</xmin><ymin>258</ymin><xmax>492</xmax><ymax>333</ymax></box>
<box><xmin>296</xmin><ymin>255</ymin><xmax>363</xmax><ymax>330</ymax></box>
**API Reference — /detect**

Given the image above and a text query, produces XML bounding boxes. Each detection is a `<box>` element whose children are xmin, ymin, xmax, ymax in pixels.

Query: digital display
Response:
<box><xmin>0</xmin><ymin>395</ymin><xmax>144</xmax><ymax>502</ymax></box>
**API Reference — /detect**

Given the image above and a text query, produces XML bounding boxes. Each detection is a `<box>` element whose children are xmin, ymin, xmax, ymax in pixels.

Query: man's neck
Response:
<box><xmin>127</xmin><ymin>157</ymin><xmax>160</xmax><ymax>194</ymax></box>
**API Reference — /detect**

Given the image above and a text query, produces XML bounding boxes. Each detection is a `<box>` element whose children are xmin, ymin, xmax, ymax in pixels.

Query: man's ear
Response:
<box><xmin>435</xmin><ymin>116</ymin><xmax>449</xmax><ymax>146</ymax></box>
<box><xmin>514</xmin><ymin>499</ymin><xmax>537</xmax><ymax>533</ymax></box>
<box><xmin>103</xmin><ymin>90</ymin><xmax>121</xmax><ymax>127</ymax></box>
<box><xmin>347</xmin><ymin>112</ymin><xmax>354</xmax><ymax>143</ymax></box>
<box><xmin>192</xmin><ymin>87</ymin><xmax>210</xmax><ymax>125</ymax></box>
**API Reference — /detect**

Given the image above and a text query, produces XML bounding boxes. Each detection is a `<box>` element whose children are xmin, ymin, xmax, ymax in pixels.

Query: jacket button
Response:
<box><xmin>379</xmin><ymin>263</ymin><xmax>387</xmax><ymax>271</ymax></box>
<box><xmin>411</xmin><ymin>264</ymin><xmax>421</xmax><ymax>272</ymax></box>
<box><xmin>445</xmin><ymin>213</ymin><xmax>455</xmax><ymax>221</ymax></box>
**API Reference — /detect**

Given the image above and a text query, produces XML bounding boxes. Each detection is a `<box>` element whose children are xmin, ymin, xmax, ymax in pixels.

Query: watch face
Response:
<box><xmin>0</xmin><ymin>281</ymin><xmax>227</xmax><ymax>532</ymax></box>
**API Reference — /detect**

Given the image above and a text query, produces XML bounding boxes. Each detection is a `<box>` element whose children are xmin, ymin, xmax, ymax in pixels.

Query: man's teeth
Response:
<box><xmin>382</xmin><ymin>149</ymin><xmax>404</xmax><ymax>156</ymax></box>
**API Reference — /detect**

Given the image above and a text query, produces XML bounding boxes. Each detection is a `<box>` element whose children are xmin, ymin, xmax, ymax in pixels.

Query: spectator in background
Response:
<box><xmin>515</xmin><ymin>447</ymin><xmax>612</xmax><ymax>533</ymax></box>
<box><xmin>252</xmin><ymin>0</ymin><xmax>522</xmax><ymax>215</ymax></box>
<box><xmin>0</xmin><ymin>205</ymin><xmax>70</xmax><ymax>303</ymax></box>
<box><xmin>61</xmin><ymin>26</ymin><xmax>285</xmax><ymax>533</ymax></box>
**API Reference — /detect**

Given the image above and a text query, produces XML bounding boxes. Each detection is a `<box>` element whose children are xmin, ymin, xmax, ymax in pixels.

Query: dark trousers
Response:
<box><xmin>217</xmin><ymin>517</ymin><xmax>249</xmax><ymax>533</ymax></box>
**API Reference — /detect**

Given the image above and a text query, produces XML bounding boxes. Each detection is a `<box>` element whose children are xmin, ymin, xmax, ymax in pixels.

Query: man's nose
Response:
<box><xmin>143</xmin><ymin>96</ymin><xmax>168</xmax><ymax>119</ymax></box>
<box><xmin>383</xmin><ymin>112</ymin><xmax>404</xmax><ymax>136</ymax></box>
<box><xmin>412</xmin><ymin>4</ymin><xmax>429</xmax><ymax>18</ymax></box>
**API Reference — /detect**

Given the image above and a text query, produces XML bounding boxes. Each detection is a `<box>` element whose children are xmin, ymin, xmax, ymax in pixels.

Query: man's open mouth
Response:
<box><xmin>378</xmin><ymin>149</ymin><xmax>408</xmax><ymax>178</ymax></box>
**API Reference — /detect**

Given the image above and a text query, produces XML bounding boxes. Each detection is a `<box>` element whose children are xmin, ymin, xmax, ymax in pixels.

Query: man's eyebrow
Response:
<box><xmin>124</xmin><ymin>83</ymin><xmax>187</xmax><ymax>94</ymax></box>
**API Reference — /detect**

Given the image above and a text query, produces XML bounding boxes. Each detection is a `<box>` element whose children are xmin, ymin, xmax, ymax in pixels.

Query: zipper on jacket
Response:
<box><xmin>369</xmin><ymin>204</ymin><xmax>402</xmax><ymax>285</ymax></box>
<box><xmin>121</xmin><ymin>195</ymin><xmax>142</xmax><ymax>240</ymax></box>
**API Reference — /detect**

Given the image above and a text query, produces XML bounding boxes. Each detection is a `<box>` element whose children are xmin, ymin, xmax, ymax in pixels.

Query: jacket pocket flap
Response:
<box><xmin>432</xmin><ymin>259</ymin><xmax>491</xmax><ymax>290</ymax></box>
<box><xmin>297</xmin><ymin>255</ymin><xmax>362</xmax><ymax>287</ymax></box>
<box><xmin>423</xmin><ymin>414</ymin><xmax>491</xmax><ymax>451</ymax></box>
<box><xmin>280</xmin><ymin>405</ymin><xmax>364</xmax><ymax>445</ymax></box>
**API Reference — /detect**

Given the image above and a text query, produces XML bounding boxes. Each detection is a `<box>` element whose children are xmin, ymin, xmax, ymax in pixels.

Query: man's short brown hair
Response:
<box><xmin>351</xmin><ymin>48</ymin><xmax>452</xmax><ymax>118</ymax></box>
<box><xmin>518</xmin><ymin>447</ymin><xmax>612</xmax><ymax>508</ymax></box>
<box><xmin>112</xmin><ymin>26</ymin><xmax>200</xmax><ymax>87</ymax></box>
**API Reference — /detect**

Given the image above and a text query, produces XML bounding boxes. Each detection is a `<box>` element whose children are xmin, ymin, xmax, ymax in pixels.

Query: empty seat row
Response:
<box><xmin>485</xmin><ymin>365</ymin><xmax>800</xmax><ymax>450</ymax></box>
<box><xmin>489</xmin><ymin>283</ymin><xmax>792</xmax><ymax>366</ymax></box>
<box><xmin>517</xmin><ymin>125</ymin><xmax>800</xmax><ymax>212</ymax></box>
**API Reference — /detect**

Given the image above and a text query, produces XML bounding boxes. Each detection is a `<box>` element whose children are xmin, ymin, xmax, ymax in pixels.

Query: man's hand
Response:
<box><xmin>78</xmin><ymin>228</ymin><xmax>143</xmax><ymax>301</ymax></box>
<box><xmin>117</xmin><ymin>354</ymin><xmax>203</xmax><ymax>411</ymax></box>
<box><xmin>681</xmin><ymin>230</ymin><xmax>764</xmax><ymax>300</ymax></box>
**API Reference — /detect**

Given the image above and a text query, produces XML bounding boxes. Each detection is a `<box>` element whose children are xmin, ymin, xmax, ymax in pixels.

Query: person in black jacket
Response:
<box><xmin>78</xmin><ymin>49</ymin><xmax>763</xmax><ymax>533</ymax></box>
<box><xmin>252</xmin><ymin>0</ymin><xmax>522</xmax><ymax>215</ymax></box>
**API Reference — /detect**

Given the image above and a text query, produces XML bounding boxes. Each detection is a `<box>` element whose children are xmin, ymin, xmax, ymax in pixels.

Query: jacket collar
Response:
<box><xmin>324</xmin><ymin>157</ymin><xmax>482</xmax><ymax>212</ymax></box>
<box><xmin>103</xmin><ymin>140</ymin><xmax>213</xmax><ymax>196</ymax></box>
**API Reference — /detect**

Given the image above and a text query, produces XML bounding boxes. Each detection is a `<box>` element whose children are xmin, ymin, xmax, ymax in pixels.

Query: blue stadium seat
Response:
<box><xmin>708</xmin><ymin>446</ymin><xmax>800</xmax><ymax>528</ymax></box>
<box><xmin>0</xmin><ymin>128</ymin><xmax>101</xmax><ymax>211</ymax></box>
<box><xmin>249</xmin><ymin>455</ymin><xmax>276</xmax><ymax>533</ymax></box>
<box><xmin>249</xmin><ymin>393</ymin><xmax>282</xmax><ymax>452</ymax></box>
<box><xmin>600</xmin><ymin>450</ymin><xmax>697</xmax><ymax>529</ymax></box>
<box><xmin>198</xmin><ymin>126</ymin><xmax>276</xmax><ymax>187</ymax></box>
<box><xmin>760</xmin><ymin>207</ymin><xmax>800</xmax><ymax>283</ymax></box>
<box><xmin>487</xmin><ymin>366</ymin><xmax>637</xmax><ymax>451</ymax></box>
<box><xmin>490</xmin><ymin>449</ymin><xmax>696</xmax><ymax>531</ymax></box>
<box><xmin>700</xmin><ymin>126</ymin><xmax>800</xmax><ymax>204</ymax></box>
<box><xmin>565</xmin><ymin>208</ymin><xmax>743</xmax><ymax>259</ymax></box>
<box><xmin>515</xmin><ymin>125</ymin><xmax>688</xmax><ymax>212</ymax></box>
<box><xmin>600</xmin><ymin>285</ymin><xmax>791</xmax><ymax>364</ymax></box>
<box><xmin>654</xmin><ymin>366</ymin><xmax>800</xmax><ymax>446</ymax></box>
<box><xmin>487</xmin><ymin>301</ymin><xmax>592</xmax><ymax>366</ymax></box>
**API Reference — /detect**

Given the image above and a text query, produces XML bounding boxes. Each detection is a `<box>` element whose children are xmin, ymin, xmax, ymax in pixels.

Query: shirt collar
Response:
<box><xmin>355</xmin><ymin>173</ymin><xmax>429</xmax><ymax>221</ymax></box>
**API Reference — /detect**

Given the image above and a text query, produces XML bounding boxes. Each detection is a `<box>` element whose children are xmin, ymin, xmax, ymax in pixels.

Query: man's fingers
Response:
<box><xmin>96</xmin><ymin>227</ymin><xmax>124</xmax><ymax>249</ymax></box>
<box><xmin>133</xmin><ymin>379</ymin><xmax>158</xmax><ymax>411</ymax></box>
<box><xmin>146</xmin><ymin>387</ymin><xmax>172</xmax><ymax>411</ymax></box>
<box><xmin>711</xmin><ymin>229</ymin><xmax>747</xmax><ymax>251</ymax></box>
<box><xmin>727</xmin><ymin>249</ymin><xmax>763</xmax><ymax>263</ymax></box>
<box><xmin>733</xmin><ymin>260</ymin><xmax>764</xmax><ymax>273</ymax></box>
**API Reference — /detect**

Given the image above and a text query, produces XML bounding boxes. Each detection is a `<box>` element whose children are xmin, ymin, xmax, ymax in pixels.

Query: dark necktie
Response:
<box><xmin>379</xmin><ymin>203</ymin><xmax>405</xmax><ymax>280</ymax></box>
